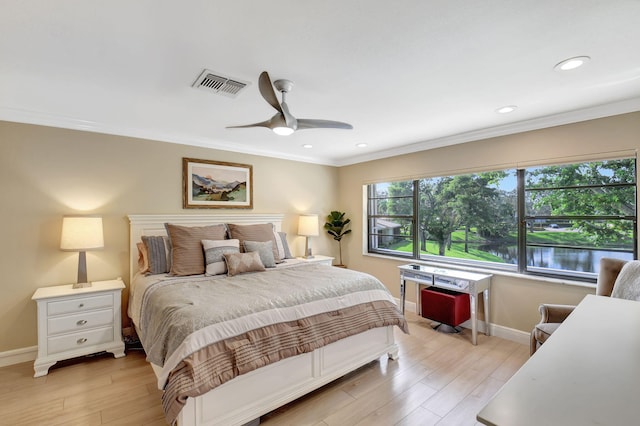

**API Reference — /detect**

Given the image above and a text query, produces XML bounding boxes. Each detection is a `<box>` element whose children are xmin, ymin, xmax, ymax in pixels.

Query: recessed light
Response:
<box><xmin>496</xmin><ymin>105</ymin><xmax>517</xmax><ymax>114</ymax></box>
<box><xmin>302</xmin><ymin>144</ymin><xmax>313</xmax><ymax>149</ymax></box>
<box><xmin>356</xmin><ymin>143</ymin><xmax>368</xmax><ymax>148</ymax></box>
<box><xmin>554</xmin><ymin>56</ymin><xmax>590</xmax><ymax>71</ymax></box>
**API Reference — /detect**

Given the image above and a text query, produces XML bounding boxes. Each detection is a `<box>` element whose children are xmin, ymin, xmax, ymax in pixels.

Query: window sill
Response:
<box><xmin>363</xmin><ymin>252</ymin><xmax>596</xmax><ymax>290</ymax></box>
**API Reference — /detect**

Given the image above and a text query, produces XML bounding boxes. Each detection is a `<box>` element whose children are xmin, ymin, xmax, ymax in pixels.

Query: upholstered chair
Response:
<box><xmin>529</xmin><ymin>257</ymin><xmax>628</xmax><ymax>355</ymax></box>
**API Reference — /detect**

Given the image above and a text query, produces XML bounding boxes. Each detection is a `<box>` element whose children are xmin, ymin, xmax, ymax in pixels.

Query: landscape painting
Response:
<box><xmin>183</xmin><ymin>158</ymin><xmax>253</xmax><ymax>209</ymax></box>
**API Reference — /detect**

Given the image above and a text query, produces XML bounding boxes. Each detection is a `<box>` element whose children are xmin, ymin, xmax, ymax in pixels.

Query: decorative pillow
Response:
<box><xmin>243</xmin><ymin>240</ymin><xmax>276</xmax><ymax>268</ymax></box>
<box><xmin>202</xmin><ymin>239</ymin><xmax>240</xmax><ymax>275</ymax></box>
<box><xmin>227</xmin><ymin>223</ymin><xmax>282</xmax><ymax>263</ymax></box>
<box><xmin>272</xmin><ymin>230</ymin><xmax>286</xmax><ymax>260</ymax></box>
<box><xmin>223</xmin><ymin>251</ymin><xmax>266</xmax><ymax>277</ymax></box>
<box><xmin>278</xmin><ymin>231</ymin><xmax>294</xmax><ymax>259</ymax></box>
<box><xmin>137</xmin><ymin>242</ymin><xmax>149</xmax><ymax>274</ymax></box>
<box><xmin>165</xmin><ymin>223</ymin><xmax>227</xmax><ymax>276</ymax></box>
<box><xmin>140</xmin><ymin>235</ymin><xmax>172</xmax><ymax>274</ymax></box>
<box><xmin>611</xmin><ymin>260</ymin><xmax>640</xmax><ymax>301</ymax></box>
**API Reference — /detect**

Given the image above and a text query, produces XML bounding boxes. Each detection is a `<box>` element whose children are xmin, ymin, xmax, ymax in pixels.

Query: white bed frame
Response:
<box><xmin>128</xmin><ymin>214</ymin><xmax>399</xmax><ymax>426</ymax></box>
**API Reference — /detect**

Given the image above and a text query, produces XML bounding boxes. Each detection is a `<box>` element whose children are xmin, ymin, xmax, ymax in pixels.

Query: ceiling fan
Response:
<box><xmin>227</xmin><ymin>71</ymin><xmax>353</xmax><ymax>136</ymax></box>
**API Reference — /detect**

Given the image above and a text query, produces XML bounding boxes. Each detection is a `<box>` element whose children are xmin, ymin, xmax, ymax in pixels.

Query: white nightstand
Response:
<box><xmin>32</xmin><ymin>278</ymin><xmax>126</xmax><ymax>377</ymax></box>
<box><xmin>296</xmin><ymin>255</ymin><xmax>335</xmax><ymax>266</ymax></box>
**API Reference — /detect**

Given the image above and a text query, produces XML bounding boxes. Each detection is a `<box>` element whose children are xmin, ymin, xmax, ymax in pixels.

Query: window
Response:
<box><xmin>367</xmin><ymin>158</ymin><xmax>637</xmax><ymax>278</ymax></box>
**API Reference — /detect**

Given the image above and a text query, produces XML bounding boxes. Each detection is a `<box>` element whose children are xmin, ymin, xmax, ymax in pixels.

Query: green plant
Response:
<box><xmin>324</xmin><ymin>211</ymin><xmax>352</xmax><ymax>266</ymax></box>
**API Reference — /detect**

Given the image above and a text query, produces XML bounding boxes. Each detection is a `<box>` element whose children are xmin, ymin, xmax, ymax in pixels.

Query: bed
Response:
<box><xmin>128</xmin><ymin>214</ymin><xmax>407</xmax><ymax>426</ymax></box>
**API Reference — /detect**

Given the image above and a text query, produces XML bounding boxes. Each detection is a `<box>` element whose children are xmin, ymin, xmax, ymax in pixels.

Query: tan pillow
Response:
<box><xmin>137</xmin><ymin>242</ymin><xmax>149</xmax><ymax>274</ymax></box>
<box><xmin>165</xmin><ymin>223</ymin><xmax>227</xmax><ymax>276</ymax></box>
<box><xmin>227</xmin><ymin>223</ymin><xmax>282</xmax><ymax>263</ymax></box>
<box><xmin>223</xmin><ymin>251</ymin><xmax>266</xmax><ymax>277</ymax></box>
<box><xmin>202</xmin><ymin>239</ymin><xmax>240</xmax><ymax>275</ymax></box>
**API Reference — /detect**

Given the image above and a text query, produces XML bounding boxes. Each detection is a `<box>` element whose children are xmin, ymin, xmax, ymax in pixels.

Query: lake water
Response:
<box><xmin>478</xmin><ymin>244</ymin><xmax>634</xmax><ymax>274</ymax></box>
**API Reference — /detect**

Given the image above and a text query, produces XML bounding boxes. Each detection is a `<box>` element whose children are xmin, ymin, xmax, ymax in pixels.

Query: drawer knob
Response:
<box><xmin>78</xmin><ymin>303</ymin><xmax>85</xmax><ymax>308</ymax></box>
<box><xmin>77</xmin><ymin>319</ymin><xmax>88</xmax><ymax>326</ymax></box>
<box><xmin>77</xmin><ymin>338</ymin><xmax>87</xmax><ymax>344</ymax></box>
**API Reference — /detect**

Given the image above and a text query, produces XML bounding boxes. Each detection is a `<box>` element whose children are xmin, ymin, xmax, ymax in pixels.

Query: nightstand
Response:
<box><xmin>32</xmin><ymin>278</ymin><xmax>126</xmax><ymax>377</ymax></box>
<box><xmin>296</xmin><ymin>255</ymin><xmax>335</xmax><ymax>266</ymax></box>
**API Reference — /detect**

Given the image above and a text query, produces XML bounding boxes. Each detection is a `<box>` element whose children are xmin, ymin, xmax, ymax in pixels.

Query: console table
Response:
<box><xmin>477</xmin><ymin>294</ymin><xmax>640</xmax><ymax>425</ymax></box>
<box><xmin>398</xmin><ymin>264</ymin><xmax>492</xmax><ymax>345</ymax></box>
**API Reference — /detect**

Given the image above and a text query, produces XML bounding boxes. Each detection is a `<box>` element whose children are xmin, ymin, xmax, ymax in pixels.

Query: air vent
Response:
<box><xmin>192</xmin><ymin>69</ymin><xmax>250</xmax><ymax>98</ymax></box>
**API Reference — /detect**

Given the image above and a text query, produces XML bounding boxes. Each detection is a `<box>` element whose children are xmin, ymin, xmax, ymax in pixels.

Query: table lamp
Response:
<box><xmin>298</xmin><ymin>214</ymin><xmax>319</xmax><ymax>259</ymax></box>
<box><xmin>60</xmin><ymin>215</ymin><xmax>104</xmax><ymax>288</ymax></box>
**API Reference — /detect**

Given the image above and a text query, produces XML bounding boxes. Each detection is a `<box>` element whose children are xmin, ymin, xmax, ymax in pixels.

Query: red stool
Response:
<box><xmin>421</xmin><ymin>287</ymin><xmax>470</xmax><ymax>332</ymax></box>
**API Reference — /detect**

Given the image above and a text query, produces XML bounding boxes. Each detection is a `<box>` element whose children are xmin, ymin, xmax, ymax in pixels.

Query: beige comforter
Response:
<box><xmin>136</xmin><ymin>263</ymin><xmax>408</xmax><ymax>424</ymax></box>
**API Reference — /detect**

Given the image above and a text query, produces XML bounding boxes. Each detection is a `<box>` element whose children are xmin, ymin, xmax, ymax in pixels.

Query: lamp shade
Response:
<box><xmin>298</xmin><ymin>214</ymin><xmax>319</xmax><ymax>236</ymax></box>
<box><xmin>60</xmin><ymin>216</ymin><xmax>104</xmax><ymax>251</ymax></box>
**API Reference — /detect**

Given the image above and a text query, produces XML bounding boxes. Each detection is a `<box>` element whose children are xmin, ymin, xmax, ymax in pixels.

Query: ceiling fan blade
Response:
<box><xmin>279</xmin><ymin>101</ymin><xmax>297</xmax><ymax>129</ymax></box>
<box><xmin>258</xmin><ymin>71</ymin><xmax>284</xmax><ymax>115</ymax></box>
<box><xmin>296</xmin><ymin>119</ymin><xmax>353</xmax><ymax>130</ymax></box>
<box><xmin>226</xmin><ymin>119</ymin><xmax>272</xmax><ymax>129</ymax></box>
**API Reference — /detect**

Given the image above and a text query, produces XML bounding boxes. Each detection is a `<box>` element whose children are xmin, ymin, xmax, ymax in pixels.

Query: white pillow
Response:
<box><xmin>202</xmin><ymin>239</ymin><xmax>240</xmax><ymax>275</ymax></box>
<box><xmin>611</xmin><ymin>260</ymin><xmax>640</xmax><ymax>301</ymax></box>
<box><xmin>272</xmin><ymin>229</ymin><xmax>286</xmax><ymax>261</ymax></box>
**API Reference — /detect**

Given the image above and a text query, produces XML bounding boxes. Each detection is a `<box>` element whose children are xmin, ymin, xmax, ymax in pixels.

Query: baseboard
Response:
<box><xmin>0</xmin><ymin>345</ymin><xmax>37</xmax><ymax>368</ymax></box>
<box><xmin>488</xmin><ymin>323</ymin><xmax>530</xmax><ymax>345</ymax></box>
<box><xmin>395</xmin><ymin>298</ymin><xmax>530</xmax><ymax>346</ymax></box>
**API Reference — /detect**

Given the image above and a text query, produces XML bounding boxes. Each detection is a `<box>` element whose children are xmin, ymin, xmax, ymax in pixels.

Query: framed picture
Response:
<box><xmin>183</xmin><ymin>158</ymin><xmax>253</xmax><ymax>209</ymax></box>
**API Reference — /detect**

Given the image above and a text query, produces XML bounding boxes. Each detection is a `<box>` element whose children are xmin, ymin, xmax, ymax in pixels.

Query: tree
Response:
<box><xmin>526</xmin><ymin>159</ymin><xmax>636</xmax><ymax>246</ymax></box>
<box><xmin>447</xmin><ymin>172</ymin><xmax>510</xmax><ymax>252</ymax></box>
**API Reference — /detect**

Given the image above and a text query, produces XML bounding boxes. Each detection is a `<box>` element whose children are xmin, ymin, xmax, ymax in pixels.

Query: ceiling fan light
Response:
<box><xmin>272</xmin><ymin>126</ymin><xmax>294</xmax><ymax>136</ymax></box>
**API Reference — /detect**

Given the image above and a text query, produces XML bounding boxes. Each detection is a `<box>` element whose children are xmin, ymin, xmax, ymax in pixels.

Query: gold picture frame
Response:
<box><xmin>182</xmin><ymin>158</ymin><xmax>253</xmax><ymax>209</ymax></box>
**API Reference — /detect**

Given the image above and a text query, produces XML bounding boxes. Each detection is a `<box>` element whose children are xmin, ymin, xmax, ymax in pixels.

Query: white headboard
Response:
<box><xmin>128</xmin><ymin>213</ymin><xmax>284</xmax><ymax>284</ymax></box>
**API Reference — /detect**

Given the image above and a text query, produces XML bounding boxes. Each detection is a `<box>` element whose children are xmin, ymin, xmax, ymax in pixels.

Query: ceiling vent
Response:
<box><xmin>192</xmin><ymin>69</ymin><xmax>250</xmax><ymax>98</ymax></box>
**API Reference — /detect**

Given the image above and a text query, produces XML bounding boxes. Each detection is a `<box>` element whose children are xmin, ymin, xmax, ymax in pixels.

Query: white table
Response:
<box><xmin>398</xmin><ymin>264</ymin><xmax>491</xmax><ymax>345</ymax></box>
<box><xmin>477</xmin><ymin>294</ymin><xmax>640</xmax><ymax>426</ymax></box>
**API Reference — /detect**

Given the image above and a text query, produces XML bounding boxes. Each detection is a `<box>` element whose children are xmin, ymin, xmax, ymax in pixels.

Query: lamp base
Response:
<box><xmin>72</xmin><ymin>282</ymin><xmax>92</xmax><ymax>289</ymax></box>
<box><xmin>303</xmin><ymin>237</ymin><xmax>314</xmax><ymax>259</ymax></box>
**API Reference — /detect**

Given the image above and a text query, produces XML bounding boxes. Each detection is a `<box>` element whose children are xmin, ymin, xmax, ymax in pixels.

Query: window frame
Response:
<box><xmin>366</xmin><ymin>158</ymin><xmax>637</xmax><ymax>281</ymax></box>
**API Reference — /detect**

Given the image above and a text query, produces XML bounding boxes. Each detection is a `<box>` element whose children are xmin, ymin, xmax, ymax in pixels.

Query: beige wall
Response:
<box><xmin>0</xmin><ymin>121</ymin><xmax>339</xmax><ymax>352</ymax></box>
<box><xmin>2</xmin><ymin>112</ymin><xmax>639</xmax><ymax>353</ymax></box>
<box><xmin>338</xmin><ymin>112</ymin><xmax>640</xmax><ymax>333</ymax></box>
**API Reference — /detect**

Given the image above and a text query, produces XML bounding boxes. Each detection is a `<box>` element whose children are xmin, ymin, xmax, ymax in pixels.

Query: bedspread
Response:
<box><xmin>135</xmin><ymin>263</ymin><xmax>408</xmax><ymax>424</ymax></box>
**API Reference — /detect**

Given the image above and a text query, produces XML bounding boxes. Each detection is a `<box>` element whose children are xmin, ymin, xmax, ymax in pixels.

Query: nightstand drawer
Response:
<box><xmin>47</xmin><ymin>326</ymin><xmax>114</xmax><ymax>355</ymax></box>
<box><xmin>47</xmin><ymin>294</ymin><xmax>113</xmax><ymax>315</ymax></box>
<box><xmin>47</xmin><ymin>308</ymin><xmax>114</xmax><ymax>335</ymax></box>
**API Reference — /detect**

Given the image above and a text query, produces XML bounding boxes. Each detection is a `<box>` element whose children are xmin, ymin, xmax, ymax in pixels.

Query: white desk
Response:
<box><xmin>398</xmin><ymin>264</ymin><xmax>491</xmax><ymax>345</ymax></box>
<box><xmin>477</xmin><ymin>294</ymin><xmax>640</xmax><ymax>426</ymax></box>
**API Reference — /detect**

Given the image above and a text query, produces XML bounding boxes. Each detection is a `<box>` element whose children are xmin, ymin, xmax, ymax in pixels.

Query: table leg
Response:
<box><xmin>470</xmin><ymin>294</ymin><xmax>478</xmax><ymax>345</ymax></box>
<box><xmin>483</xmin><ymin>289</ymin><xmax>490</xmax><ymax>336</ymax></box>
<box><xmin>400</xmin><ymin>278</ymin><xmax>406</xmax><ymax>314</ymax></box>
<box><xmin>416</xmin><ymin>283</ymin><xmax>421</xmax><ymax>315</ymax></box>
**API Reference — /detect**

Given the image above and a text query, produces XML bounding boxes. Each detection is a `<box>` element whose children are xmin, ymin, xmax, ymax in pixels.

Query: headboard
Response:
<box><xmin>128</xmin><ymin>213</ymin><xmax>284</xmax><ymax>284</ymax></box>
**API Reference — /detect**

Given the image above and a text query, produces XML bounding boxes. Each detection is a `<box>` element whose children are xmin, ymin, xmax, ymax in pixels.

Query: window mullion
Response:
<box><xmin>413</xmin><ymin>179</ymin><xmax>420</xmax><ymax>258</ymax></box>
<box><xmin>517</xmin><ymin>169</ymin><xmax>527</xmax><ymax>273</ymax></box>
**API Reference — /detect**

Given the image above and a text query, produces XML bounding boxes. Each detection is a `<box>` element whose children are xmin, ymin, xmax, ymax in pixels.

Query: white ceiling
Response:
<box><xmin>1</xmin><ymin>1</ymin><xmax>640</xmax><ymax>166</ymax></box>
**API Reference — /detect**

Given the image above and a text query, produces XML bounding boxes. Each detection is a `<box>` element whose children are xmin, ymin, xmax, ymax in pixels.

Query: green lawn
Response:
<box><xmin>386</xmin><ymin>229</ymin><xmax>600</xmax><ymax>263</ymax></box>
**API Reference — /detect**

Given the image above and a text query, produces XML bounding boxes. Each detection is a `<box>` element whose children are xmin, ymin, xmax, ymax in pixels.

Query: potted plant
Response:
<box><xmin>324</xmin><ymin>211</ymin><xmax>352</xmax><ymax>267</ymax></box>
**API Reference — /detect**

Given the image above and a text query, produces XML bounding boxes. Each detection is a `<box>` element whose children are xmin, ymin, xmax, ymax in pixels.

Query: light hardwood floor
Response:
<box><xmin>0</xmin><ymin>312</ymin><xmax>528</xmax><ymax>425</ymax></box>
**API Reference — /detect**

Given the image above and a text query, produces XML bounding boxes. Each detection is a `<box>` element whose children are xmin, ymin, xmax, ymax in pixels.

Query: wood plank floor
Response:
<box><xmin>0</xmin><ymin>312</ymin><xmax>528</xmax><ymax>425</ymax></box>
